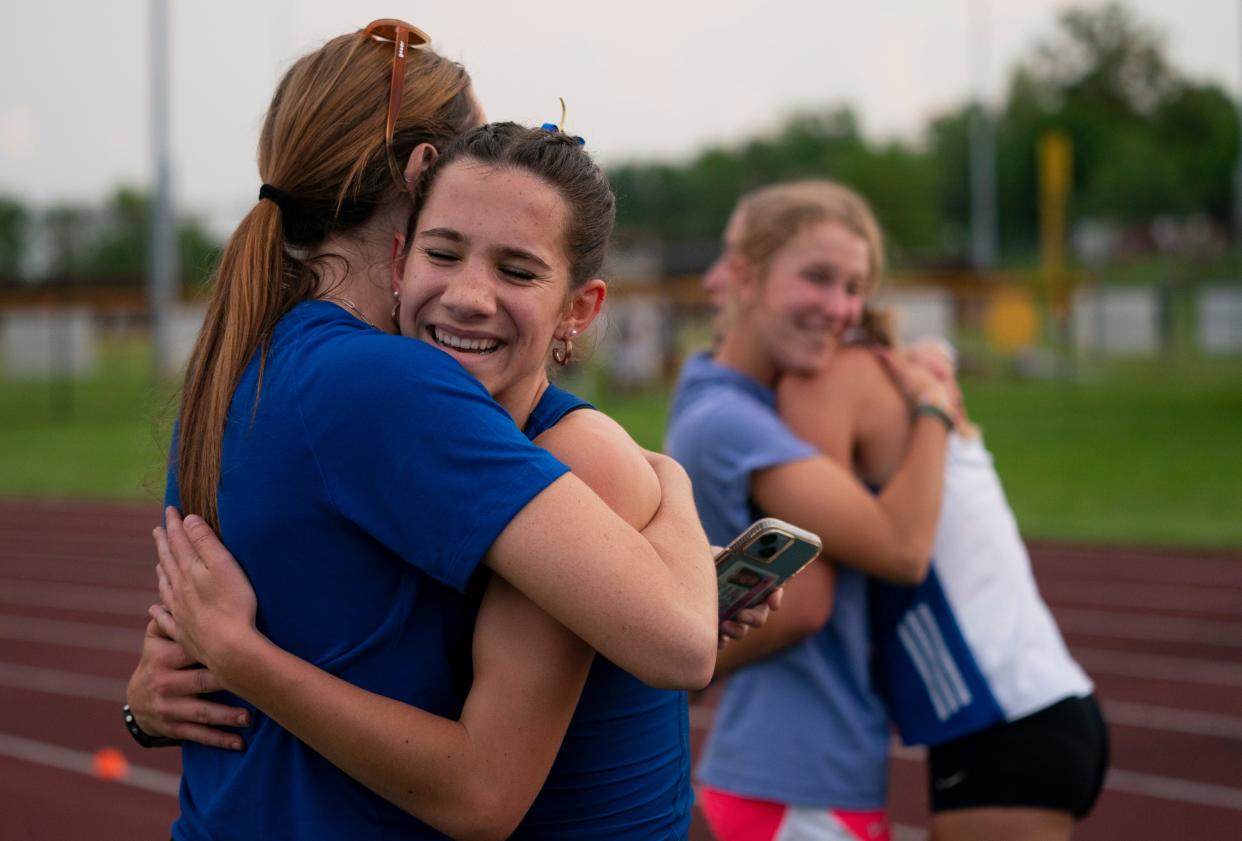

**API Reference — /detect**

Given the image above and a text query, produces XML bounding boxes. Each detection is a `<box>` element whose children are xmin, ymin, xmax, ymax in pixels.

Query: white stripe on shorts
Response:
<box><xmin>774</xmin><ymin>807</ymin><xmax>874</xmax><ymax>841</ymax></box>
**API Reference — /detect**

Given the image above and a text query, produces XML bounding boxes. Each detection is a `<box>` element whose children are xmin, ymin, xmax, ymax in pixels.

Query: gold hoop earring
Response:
<box><xmin>391</xmin><ymin>290</ymin><xmax>401</xmax><ymax>322</ymax></box>
<box><xmin>552</xmin><ymin>329</ymin><xmax>577</xmax><ymax>367</ymax></box>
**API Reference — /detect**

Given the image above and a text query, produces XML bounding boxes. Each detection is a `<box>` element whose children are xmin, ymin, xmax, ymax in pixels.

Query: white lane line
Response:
<box><xmin>0</xmin><ymin>732</ymin><xmax>179</xmax><ymax>796</ymax></box>
<box><xmin>2</xmin><ymin>717</ymin><xmax>929</xmax><ymax>840</ymax></box>
<box><xmin>1055</xmin><ymin>608</ymin><xmax>1242</xmax><ymax>647</ymax></box>
<box><xmin>0</xmin><ymin>662</ymin><xmax>129</xmax><ymax>701</ymax></box>
<box><xmin>886</xmin><ymin>741</ymin><xmax>1242</xmax><ymax>812</ymax></box>
<box><xmin>0</xmin><ymin>579</ymin><xmax>155</xmax><ymax>615</ymax></box>
<box><xmin>1104</xmin><ymin>700</ymin><xmax>1242</xmax><ymax>741</ymax></box>
<box><xmin>1031</xmin><ymin>545</ymin><xmax>1242</xmax><ymax>567</ymax></box>
<box><xmin>1106</xmin><ymin>769</ymin><xmax>1242</xmax><ymax>812</ymax></box>
<box><xmin>1040</xmin><ymin>581</ymin><xmax>1242</xmax><ymax>614</ymax></box>
<box><xmin>1</xmin><ymin>530</ymin><xmax>156</xmax><ymax>551</ymax></box>
<box><xmin>0</xmin><ymin>615</ymin><xmax>144</xmax><ymax>652</ymax></box>
<box><xmin>1037</xmin><ymin>565</ymin><xmax>1242</xmax><ymax>589</ymax></box>
<box><xmin>699</xmin><ymin>698</ymin><xmax>1242</xmax><ymax>746</ymax></box>
<box><xmin>6</xmin><ymin>690</ymin><xmax>1242</xmax><ymax>817</ymax></box>
<box><xmin>0</xmin><ymin>554</ymin><xmax>156</xmax><ymax>580</ymax></box>
<box><xmin>1073</xmin><ymin>647</ymin><xmax>1242</xmax><ymax>687</ymax></box>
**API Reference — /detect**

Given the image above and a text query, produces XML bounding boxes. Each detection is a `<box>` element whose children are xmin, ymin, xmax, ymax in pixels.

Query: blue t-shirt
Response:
<box><xmin>511</xmin><ymin>383</ymin><xmax>694</xmax><ymax>840</ymax></box>
<box><xmin>167</xmin><ymin>301</ymin><xmax>568</xmax><ymax>841</ymax></box>
<box><xmin>664</xmin><ymin>353</ymin><xmax>891</xmax><ymax>810</ymax></box>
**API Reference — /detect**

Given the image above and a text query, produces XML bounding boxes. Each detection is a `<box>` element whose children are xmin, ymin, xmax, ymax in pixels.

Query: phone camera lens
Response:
<box><xmin>746</xmin><ymin>532</ymin><xmax>790</xmax><ymax>561</ymax></box>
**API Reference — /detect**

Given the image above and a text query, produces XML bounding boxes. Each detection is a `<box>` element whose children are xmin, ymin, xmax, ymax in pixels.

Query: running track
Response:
<box><xmin>1</xmin><ymin>500</ymin><xmax>1239</xmax><ymax>839</ymax></box>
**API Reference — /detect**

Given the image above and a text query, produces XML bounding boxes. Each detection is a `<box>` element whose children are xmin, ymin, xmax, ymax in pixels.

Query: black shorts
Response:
<box><xmin>927</xmin><ymin>694</ymin><xmax>1109</xmax><ymax>817</ymax></box>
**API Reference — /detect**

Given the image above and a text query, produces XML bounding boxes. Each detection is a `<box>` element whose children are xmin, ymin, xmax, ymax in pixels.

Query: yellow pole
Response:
<box><xmin>1038</xmin><ymin>130</ymin><xmax>1072</xmax><ymax>320</ymax></box>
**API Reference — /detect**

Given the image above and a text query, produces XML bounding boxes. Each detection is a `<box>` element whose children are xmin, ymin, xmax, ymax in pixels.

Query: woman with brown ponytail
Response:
<box><xmin>122</xmin><ymin>21</ymin><xmax>719</xmax><ymax>841</ymax></box>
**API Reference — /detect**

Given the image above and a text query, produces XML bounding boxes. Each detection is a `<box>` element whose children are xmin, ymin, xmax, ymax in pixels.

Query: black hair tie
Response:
<box><xmin>258</xmin><ymin>183</ymin><xmax>294</xmax><ymax>212</ymax></box>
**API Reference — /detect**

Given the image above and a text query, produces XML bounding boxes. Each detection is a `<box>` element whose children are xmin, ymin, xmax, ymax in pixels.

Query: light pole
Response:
<box><xmin>1234</xmin><ymin>0</ymin><xmax>1242</xmax><ymax>266</ymax></box>
<box><xmin>969</xmin><ymin>0</ymin><xmax>998</xmax><ymax>271</ymax></box>
<box><xmin>148</xmin><ymin>0</ymin><xmax>177</xmax><ymax>378</ymax></box>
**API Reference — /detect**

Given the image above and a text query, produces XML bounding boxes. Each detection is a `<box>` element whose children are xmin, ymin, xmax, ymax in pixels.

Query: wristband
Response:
<box><xmin>913</xmin><ymin>402</ymin><xmax>955</xmax><ymax>432</ymax></box>
<box><xmin>123</xmin><ymin>703</ymin><xmax>181</xmax><ymax>748</ymax></box>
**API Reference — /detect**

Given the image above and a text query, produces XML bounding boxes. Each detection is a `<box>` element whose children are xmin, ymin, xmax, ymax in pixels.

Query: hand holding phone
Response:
<box><xmin>716</xmin><ymin>518</ymin><xmax>821</xmax><ymax>623</ymax></box>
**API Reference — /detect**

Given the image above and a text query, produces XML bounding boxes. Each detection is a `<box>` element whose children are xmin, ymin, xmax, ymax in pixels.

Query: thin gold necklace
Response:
<box><xmin>320</xmin><ymin>294</ymin><xmax>382</xmax><ymax>331</ymax></box>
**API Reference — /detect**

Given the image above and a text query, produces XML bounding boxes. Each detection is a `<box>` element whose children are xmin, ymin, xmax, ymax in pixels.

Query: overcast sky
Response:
<box><xmin>1</xmin><ymin>0</ymin><xmax>1236</xmax><ymax>234</ymax></box>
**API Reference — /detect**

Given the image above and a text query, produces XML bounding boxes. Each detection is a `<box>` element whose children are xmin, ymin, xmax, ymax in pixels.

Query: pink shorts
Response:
<box><xmin>699</xmin><ymin>786</ymin><xmax>891</xmax><ymax>841</ymax></box>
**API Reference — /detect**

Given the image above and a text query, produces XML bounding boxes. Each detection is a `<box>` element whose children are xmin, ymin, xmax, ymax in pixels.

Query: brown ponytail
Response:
<box><xmin>177</xmin><ymin>197</ymin><xmax>298</xmax><ymax>529</ymax></box>
<box><xmin>176</xmin><ymin>30</ymin><xmax>477</xmax><ymax>529</ymax></box>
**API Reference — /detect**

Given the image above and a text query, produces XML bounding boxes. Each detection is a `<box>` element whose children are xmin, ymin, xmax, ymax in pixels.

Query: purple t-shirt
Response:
<box><xmin>665</xmin><ymin>353</ymin><xmax>891</xmax><ymax>809</ymax></box>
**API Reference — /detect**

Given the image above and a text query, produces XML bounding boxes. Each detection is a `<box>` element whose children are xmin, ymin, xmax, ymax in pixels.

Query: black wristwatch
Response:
<box><xmin>913</xmin><ymin>401</ymin><xmax>955</xmax><ymax>432</ymax></box>
<box><xmin>123</xmin><ymin>703</ymin><xmax>181</xmax><ymax>748</ymax></box>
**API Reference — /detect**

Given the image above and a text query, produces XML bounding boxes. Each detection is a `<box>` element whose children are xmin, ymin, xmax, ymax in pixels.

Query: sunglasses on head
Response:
<box><xmin>362</xmin><ymin>18</ymin><xmax>432</xmax><ymax>192</ymax></box>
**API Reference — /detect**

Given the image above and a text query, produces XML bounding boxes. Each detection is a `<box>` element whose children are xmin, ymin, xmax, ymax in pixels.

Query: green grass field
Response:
<box><xmin>0</xmin><ymin>338</ymin><xmax>176</xmax><ymax>503</ymax></box>
<box><xmin>583</xmin><ymin>356</ymin><xmax>1242</xmax><ymax>549</ymax></box>
<box><xmin>2</xmin><ymin>338</ymin><xmax>1239</xmax><ymax>548</ymax></box>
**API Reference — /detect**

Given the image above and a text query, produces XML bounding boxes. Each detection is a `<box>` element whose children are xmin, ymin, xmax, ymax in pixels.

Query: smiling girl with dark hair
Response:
<box><xmin>143</xmin><ymin>122</ymin><xmax>773</xmax><ymax>840</ymax></box>
<box><xmin>124</xmin><ymin>21</ymin><xmax>721</xmax><ymax>840</ymax></box>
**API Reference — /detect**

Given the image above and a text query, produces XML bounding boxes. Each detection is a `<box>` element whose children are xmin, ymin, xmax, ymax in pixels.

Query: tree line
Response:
<box><xmin>0</xmin><ymin>187</ymin><xmax>218</xmax><ymax>287</ymax></box>
<box><xmin>608</xmin><ymin>2</ymin><xmax>1239</xmax><ymax>269</ymax></box>
<box><xmin>0</xmin><ymin>3</ymin><xmax>1235</xmax><ymax>284</ymax></box>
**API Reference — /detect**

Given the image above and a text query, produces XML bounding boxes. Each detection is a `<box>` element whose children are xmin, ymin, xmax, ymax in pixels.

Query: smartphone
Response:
<box><xmin>716</xmin><ymin>518</ymin><xmax>822</xmax><ymax>623</ymax></box>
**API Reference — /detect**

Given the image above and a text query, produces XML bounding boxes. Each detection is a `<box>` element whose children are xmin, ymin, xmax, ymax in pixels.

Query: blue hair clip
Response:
<box><xmin>543</xmin><ymin>100</ymin><xmax>587</xmax><ymax>146</ymax></box>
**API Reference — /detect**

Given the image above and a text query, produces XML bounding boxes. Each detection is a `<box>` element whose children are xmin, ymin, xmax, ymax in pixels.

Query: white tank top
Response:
<box><xmin>871</xmin><ymin>434</ymin><xmax>1094</xmax><ymax>746</ymax></box>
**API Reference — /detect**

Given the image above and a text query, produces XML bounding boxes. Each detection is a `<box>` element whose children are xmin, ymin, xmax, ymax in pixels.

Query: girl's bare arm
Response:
<box><xmin>150</xmin><ymin>411</ymin><xmax>669</xmax><ymax>840</ymax></box>
<box><xmin>751</xmin><ymin>350</ymin><xmax>951</xmax><ymax>585</ymax></box>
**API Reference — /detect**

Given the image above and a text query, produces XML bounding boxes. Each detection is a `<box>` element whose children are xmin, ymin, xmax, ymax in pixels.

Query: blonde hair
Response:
<box><xmin>732</xmin><ymin>179</ymin><xmax>886</xmax><ymax>284</ymax></box>
<box><xmin>177</xmin><ymin>31</ymin><xmax>476</xmax><ymax>530</ymax></box>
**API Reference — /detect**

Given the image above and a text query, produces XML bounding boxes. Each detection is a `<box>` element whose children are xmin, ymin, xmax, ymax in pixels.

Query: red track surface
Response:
<box><xmin>2</xmin><ymin>500</ymin><xmax>1240</xmax><ymax>839</ymax></box>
